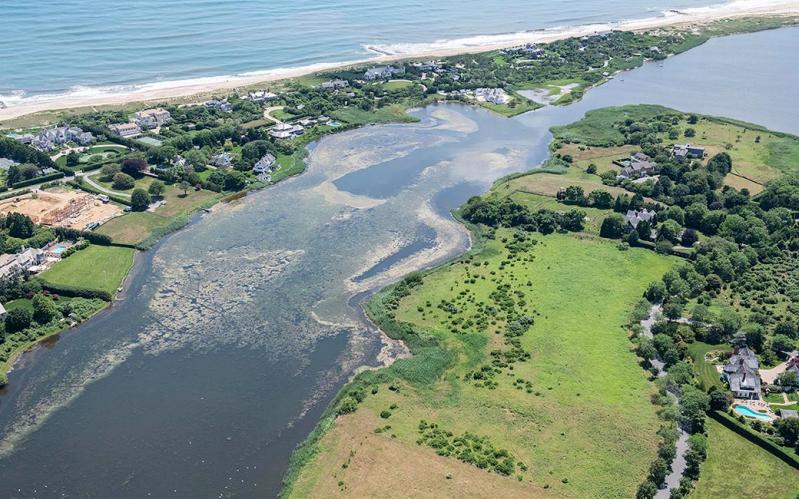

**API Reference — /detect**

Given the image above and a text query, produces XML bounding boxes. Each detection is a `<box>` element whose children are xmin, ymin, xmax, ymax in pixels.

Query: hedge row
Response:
<box><xmin>67</xmin><ymin>180</ymin><xmax>132</xmax><ymax>206</ymax></box>
<box><xmin>35</xmin><ymin>279</ymin><xmax>112</xmax><ymax>301</ymax></box>
<box><xmin>710</xmin><ymin>410</ymin><xmax>799</xmax><ymax>469</ymax></box>
<box><xmin>0</xmin><ymin>189</ymin><xmax>31</xmax><ymax>201</ymax></box>
<box><xmin>54</xmin><ymin>226</ymin><xmax>113</xmax><ymax>245</ymax></box>
<box><xmin>10</xmin><ymin>171</ymin><xmax>65</xmax><ymax>189</ymax></box>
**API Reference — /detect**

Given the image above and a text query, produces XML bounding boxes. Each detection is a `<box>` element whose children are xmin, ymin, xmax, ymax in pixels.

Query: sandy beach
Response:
<box><xmin>0</xmin><ymin>0</ymin><xmax>797</xmax><ymax>122</ymax></box>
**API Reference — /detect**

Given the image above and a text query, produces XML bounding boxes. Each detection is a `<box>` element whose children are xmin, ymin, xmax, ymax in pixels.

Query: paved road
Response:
<box><xmin>78</xmin><ymin>172</ymin><xmax>131</xmax><ymax>199</ymax></box>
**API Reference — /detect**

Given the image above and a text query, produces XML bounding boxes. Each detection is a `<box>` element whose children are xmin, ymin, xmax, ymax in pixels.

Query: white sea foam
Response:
<box><xmin>0</xmin><ymin>0</ymin><xmax>795</xmax><ymax>121</ymax></box>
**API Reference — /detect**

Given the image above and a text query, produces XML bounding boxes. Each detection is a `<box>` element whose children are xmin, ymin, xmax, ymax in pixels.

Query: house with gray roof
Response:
<box><xmin>722</xmin><ymin>346</ymin><xmax>762</xmax><ymax>400</ymax></box>
<box><xmin>624</xmin><ymin>209</ymin><xmax>656</xmax><ymax>229</ymax></box>
<box><xmin>253</xmin><ymin>153</ymin><xmax>276</xmax><ymax>174</ymax></box>
<box><xmin>672</xmin><ymin>144</ymin><xmax>705</xmax><ymax>162</ymax></box>
<box><xmin>363</xmin><ymin>65</ymin><xmax>405</xmax><ymax>80</ymax></box>
<box><xmin>318</xmin><ymin>79</ymin><xmax>349</xmax><ymax>91</ymax></box>
<box><xmin>618</xmin><ymin>152</ymin><xmax>657</xmax><ymax>179</ymax></box>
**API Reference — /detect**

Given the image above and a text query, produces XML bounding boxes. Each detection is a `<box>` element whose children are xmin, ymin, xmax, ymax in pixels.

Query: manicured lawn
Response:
<box><xmin>687</xmin><ymin>341</ymin><xmax>730</xmax><ymax>390</ymax></box>
<box><xmin>39</xmin><ymin>245</ymin><xmax>135</xmax><ymax>295</ymax></box>
<box><xmin>291</xmin><ymin>231</ymin><xmax>675</xmax><ymax>498</ymax></box>
<box><xmin>509</xmin><ymin>191</ymin><xmax>611</xmax><ymax>235</ymax></box>
<box><xmin>5</xmin><ymin>298</ymin><xmax>33</xmax><ymax>313</ymax></box>
<box><xmin>382</xmin><ymin>79</ymin><xmax>414</xmax><ymax>91</ymax></box>
<box><xmin>690</xmin><ymin>419</ymin><xmax>799</xmax><ymax>498</ymax></box>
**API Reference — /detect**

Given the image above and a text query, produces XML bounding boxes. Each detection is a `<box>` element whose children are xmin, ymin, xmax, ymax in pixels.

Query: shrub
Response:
<box><xmin>131</xmin><ymin>188</ymin><xmax>151</xmax><ymax>211</ymax></box>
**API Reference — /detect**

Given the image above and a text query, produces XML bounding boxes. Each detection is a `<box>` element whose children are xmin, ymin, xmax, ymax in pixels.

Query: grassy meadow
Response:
<box><xmin>690</xmin><ymin>419</ymin><xmax>799</xmax><ymax>499</ymax></box>
<box><xmin>288</xmin><ymin>229</ymin><xmax>675</xmax><ymax>498</ymax></box>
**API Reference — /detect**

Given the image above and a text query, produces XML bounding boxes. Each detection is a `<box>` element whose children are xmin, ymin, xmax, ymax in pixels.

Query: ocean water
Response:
<box><xmin>0</xmin><ymin>0</ymin><xmax>732</xmax><ymax>100</ymax></box>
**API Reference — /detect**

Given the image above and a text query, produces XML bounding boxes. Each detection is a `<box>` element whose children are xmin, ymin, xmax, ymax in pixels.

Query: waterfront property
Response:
<box><xmin>0</xmin><ymin>248</ymin><xmax>45</xmax><ymax>280</ymax></box>
<box><xmin>133</xmin><ymin>108</ymin><xmax>172</xmax><ymax>129</ymax></box>
<box><xmin>474</xmin><ymin>87</ymin><xmax>511</xmax><ymax>105</ymax></box>
<box><xmin>317</xmin><ymin>79</ymin><xmax>349</xmax><ymax>91</ymax></box>
<box><xmin>363</xmin><ymin>65</ymin><xmax>405</xmax><ymax>80</ymax></box>
<box><xmin>205</xmin><ymin>99</ymin><xmax>233</xmax><ymax>112</ymax></box>
<box><xmin>268</xmin><ymin>122</ymin><xmax>304</xmax><ymax>139</ymax></box>
<box><xmin>109</xmin><ymin>122</ymin><xmax>142</xmax><ymax>137</ymax></box>
<box><xmin>253</xmin><ymin>153</ymin><xmax>276</xmax><ymax>174</ymax></box>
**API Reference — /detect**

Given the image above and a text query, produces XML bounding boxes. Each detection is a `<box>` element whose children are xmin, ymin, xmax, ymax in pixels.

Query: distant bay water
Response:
<box><xmin>1</xmin><ymin>0</ymin><xmax>728</xmax><ymax>102</ymax></box>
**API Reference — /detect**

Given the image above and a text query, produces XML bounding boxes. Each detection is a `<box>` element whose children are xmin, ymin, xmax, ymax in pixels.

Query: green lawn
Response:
<box><xmin>687</xmin><ymin>341</ymin><xmax>730</xmax><ymax>390</ymax></box>
<box><xmin>39</xmin><ymin>245</ymin><xmax>135</xmax><ymax>295</ymax></box>
<box><xmin>292</xmin><ymin>230</ymin><xmax>675</xmax><ymax>498</ymax></box>
<box><xmin>690</xmin><ymin>419</ymin><xmax>799</xmax><ymax>498</ymax></box>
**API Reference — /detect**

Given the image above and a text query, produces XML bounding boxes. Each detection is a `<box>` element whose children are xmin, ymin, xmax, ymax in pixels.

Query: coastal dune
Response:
<box><xmin>1</xmin><ymin>0</ymin><xmax>797</xmax><ymax>122</ymax></box>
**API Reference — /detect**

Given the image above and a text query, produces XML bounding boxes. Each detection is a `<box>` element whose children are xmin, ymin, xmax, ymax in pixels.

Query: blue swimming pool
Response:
<box><xmin>734</xmin><ymin>404</ymin><xmax>772</xmax><ymax>421</ymax></box>
<box><xmin>51</xmin><ymin>245</ymin><xmax>68</xmax><ymax>254</ymax></box>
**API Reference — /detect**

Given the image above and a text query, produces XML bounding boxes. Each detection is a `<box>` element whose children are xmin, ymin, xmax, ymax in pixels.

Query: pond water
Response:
<box><xmin>0</xmin><ymin>27</ymin><xmax>797</xmax><ymax>498</ymax></box>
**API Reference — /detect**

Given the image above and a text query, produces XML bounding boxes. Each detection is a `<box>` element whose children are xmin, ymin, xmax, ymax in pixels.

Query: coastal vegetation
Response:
<box><xmin>285</xmin><ymin>105</ymin><xmax>799</xmax><ymax>498</ymax></box>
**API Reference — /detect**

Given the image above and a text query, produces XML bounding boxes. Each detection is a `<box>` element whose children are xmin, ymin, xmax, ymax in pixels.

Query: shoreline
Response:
<box><xmin>1</xmin><ymin>1</ymin><xmax>798</xmax><ymax>122</ymax></box>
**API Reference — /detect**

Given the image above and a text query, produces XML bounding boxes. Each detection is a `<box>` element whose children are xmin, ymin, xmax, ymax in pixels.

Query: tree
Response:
<box><xmin>586</xmin><ymin>163</ymin><xmax>598</xmax><ymax>174</ymax></box>
<box><xmin>179</xmin><ymin>180</ymin><xmax>191</xmax><ymax>197</ymax></box>
<box><xmin>600</xmin><ymin>214</ymin><xmax>625</xmax><ymax>239</ymax></box>
<box><xmin>706</xmin><ymin>152</ymin><xmax>732</xmax><ymax>176</ymax></box>
<box><xmin>183</xmin><ymin>149</ymin><xmax>209</xmax><ymax>172</ymax></box>
<box><xmin>121</xmin><ymin>157</ymin><xmax>148</xmax><ymax>177</ymax></box>
<box><xmin>663</xmin><ymin>301</ymin><xmax>685</xmax><ymax>321</ymax></box>
<box><xmin>224</xmin><ymin>171</ymin><xmax>248</xmax><ymax>191</ymax></box>
<box><xmin>131</xmin><ymin>188</ymin><xmax>151</xmax><ymax>211</ymax></box>
<box><xmin>636</xmin><ymin>480</ymin><xmax>658</xmax><ymax>499</ymax></box>
<box><xmin>658</xmin><ymin>219</ymin><xmax>683</xmax><ymax>244</ymax></box>
<box><xmin>708</xmin><ymin>388</ymin><xmax>732</xmax><ymax>411</ymax></box>
<box><xmin>562</xmin><ymin>185</ymin><xmax>585</xmax><ymax>205</ymax></box>
<box><xmin>66</xmin><ymin>151</ymin><xmax>80</xmax><ymax>167</ymax></box>
<box><xmin>771</xmin><ymin>334</ymin><xmax>795</xmax><ymax>354</ymax></box>
<box><xmin>5</xmin><ymin>307</ymin><xmax>32</xmax><ymax>332</ymax></box>
<box><xmin>775</xmin><ymin>417</ymin><xmax>799</xmax><ymax>446</ymax></box>
<box><xmin>684</xmin><ymin>128</ymin><xmax>696</xmax><ymax>138</ymax></box>
<box><xmin>777</xmin><ymin>371</ymin><xmax>799</xmax><ymax>390</ymax></box>
<box><xmin>5</xmin><ymin>212</ymin><xmax>34</xmax><ymax>238</ymax></box>
<box><xmin>32</xmin><ymin>293</ymin><xmax>60</xmax><ymax>324</ymax></box>
<box><xmin>648</xmin><ymin>458</ymin><xmax>669</xmax><ymax>486</ymax></box>
<box><xmin>112</xmin><ymin>172</ymin><xmax>135</xmax><ymax>190</ymax></box>
<box><xmin>668</xmin><ymin>361</ymin><xmax>694</xmax><ymax>386</ymax></box>
<box><xmin>680</xmin><ymin>228</ymin><xmax>698</xmax><ymax>247</ymax></box>
<box><xmin>148</xmin><ymin>180</ymin><xmax>165</xmax><ymax>197</ymax></box>
<box><xmin>588</xmin><ymin>190</ymin><xmax>613</xmax><ymax>209</ymax></box>
<box><xmin>645</xmin><ymin>281</ymin><xmax>667</xmax><ymax>303</ymax></box>
<box><xmin>100</xmin><ymin>163</ymin><xmax>121</xmax><ymax>181</ymax></box>
<box><xmin>679</xmin><ymin>386</ymin><xmax>710</xmax><ymax>432</ymax></box>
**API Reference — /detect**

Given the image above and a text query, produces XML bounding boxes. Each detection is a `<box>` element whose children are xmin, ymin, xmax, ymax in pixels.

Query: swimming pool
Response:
<box><xmin>51</xmin><ymin>244</ymin><xmax>68</xmax><ymax>254</ymax></box>
<box><xmin>734</xmin><ymin>404</ymin><xmax>773</xmax><ymax>421</ymax></box>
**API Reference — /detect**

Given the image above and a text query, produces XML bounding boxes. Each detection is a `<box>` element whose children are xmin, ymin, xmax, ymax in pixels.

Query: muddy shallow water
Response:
<box><xmin>0</xmin><ymin>27</ymin><xmax>797</xmax><ymax>498</ymax></box>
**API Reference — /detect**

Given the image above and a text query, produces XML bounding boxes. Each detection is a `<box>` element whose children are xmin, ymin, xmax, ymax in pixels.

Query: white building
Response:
<box><xmin>474</xmin><ymin>88</ymin><xmax>511</xmax><ymax>105</ymax></box>
<box><xmin>133</xmin><ymin>108</ymin><xmax>172</xmax><ymax>129</ymax></box>
<box><xmin>268</xmin><ymin>122</ymin><xmax>304</xmax><ymax>139</ymax></box>
<box><xmin>109</xmin><ymin>122</ymin><xmax>142</xmax><ymax>137</ymax></box>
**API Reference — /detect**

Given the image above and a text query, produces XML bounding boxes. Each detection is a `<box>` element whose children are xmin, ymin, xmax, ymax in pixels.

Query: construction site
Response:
<box><xmin>0</xmin><ymin>188</ymin><xmax>122</xmax><ymax>230</ymax></box>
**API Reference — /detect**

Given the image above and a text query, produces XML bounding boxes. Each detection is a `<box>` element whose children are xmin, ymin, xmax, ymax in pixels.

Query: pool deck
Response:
<box><xmin>735</xmin><ymin>399</ymin><xmax>776</xmax><ymax>421</ymax></box>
